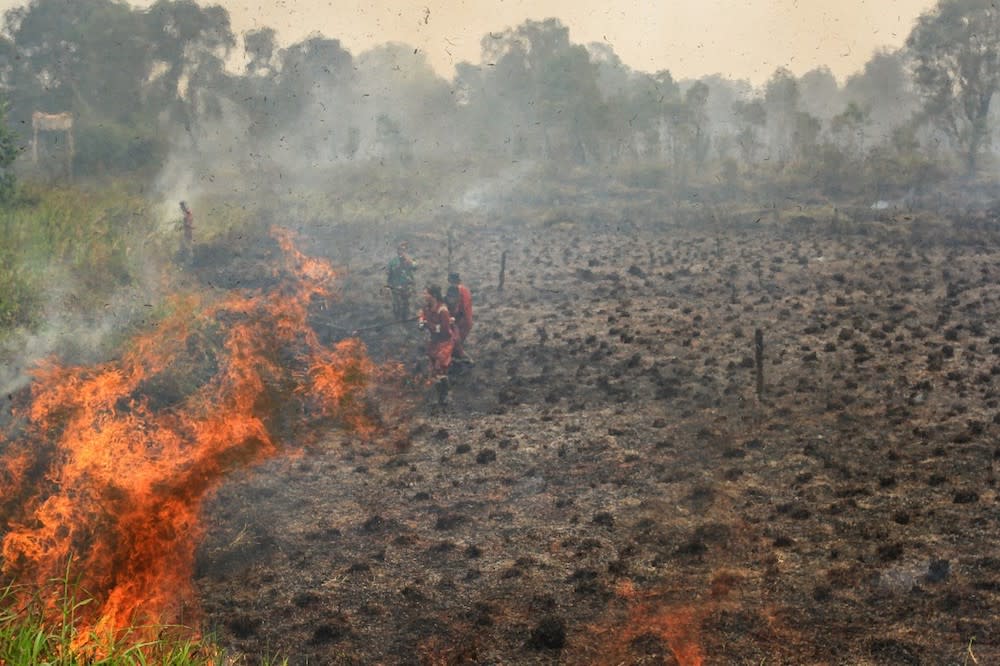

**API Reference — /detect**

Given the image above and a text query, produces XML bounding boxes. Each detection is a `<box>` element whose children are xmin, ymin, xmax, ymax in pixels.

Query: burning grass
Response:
<box><xmin>0</xmin><ymin>571</ymin><xmax>241</xmax><ymax>665</ymax></box>
<box><xmin>0</xmin><ymin>228</ymin><xmax>397</xmax><ymax>656</ymax></box>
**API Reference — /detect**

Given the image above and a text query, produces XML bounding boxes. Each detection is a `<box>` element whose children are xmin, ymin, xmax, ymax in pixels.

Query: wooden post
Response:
<box><xmin>66</xmin><ymin>125</ymin><xmax>74</xmax><ymax>182</ymax></box>
<box><xmin>447</xmin><ymin>227</ymin><xmax>454</xmax><ymax>274</ymax></box>
<box><xmin>31</xmin><ymin>111</ymin><xmax>74</xmax><ymax>179</ymax></box>
<box><xmin>498</xmin><ymin>251</ymin><xmax>507</xmax><ymax>292</ymax></box>
<box><xmin>754</xmin><ymin>328</ymin><xmax>765</xmax><ymax>400</ymax></box>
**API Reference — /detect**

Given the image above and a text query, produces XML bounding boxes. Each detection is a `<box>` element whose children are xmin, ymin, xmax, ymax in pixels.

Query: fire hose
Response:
<box><xmin>330</xmin><ymin>316</ymin><xmax>419</xmax><ymax>336</ymax></box>
<box><xmin>326</xmin><ymin>286</ymin><xmax>418</xmax><ymax>336</ymax></box>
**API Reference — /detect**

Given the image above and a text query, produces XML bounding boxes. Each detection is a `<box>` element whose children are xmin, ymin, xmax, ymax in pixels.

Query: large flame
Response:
<box><xmin>0</xmin><ymin>228</ymin><xmax>381</xmax><ymax>650</ymax></box>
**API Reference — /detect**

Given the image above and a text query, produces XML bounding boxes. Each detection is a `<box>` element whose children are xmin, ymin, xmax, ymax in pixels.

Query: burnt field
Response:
<box><xmin>193</xmin><ymin>205</ymin><xmax>1000</xmax><ymax>665</ymax></box>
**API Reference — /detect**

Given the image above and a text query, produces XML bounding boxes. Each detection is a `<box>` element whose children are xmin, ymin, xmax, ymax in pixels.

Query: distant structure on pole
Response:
<box><xmin>31</xmin><ymin>111</ymin><xmax>74</xmax><ymax>178</ymax></box>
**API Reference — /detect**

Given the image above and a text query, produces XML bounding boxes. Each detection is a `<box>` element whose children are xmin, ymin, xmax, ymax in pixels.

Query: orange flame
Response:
<box><xmin>586</xmin><ymin>579</ymin><xmax>705</xmax><ymax>666</ymax></box>
<box><xmin>0</xmin><ymin>228</ymin><xmax>383</xmax><ymax>651</ymax></box>
<box><xmin>619</xmin><ymin>604</ymin><xmax>705</xmax><ymax>666</ymax></box>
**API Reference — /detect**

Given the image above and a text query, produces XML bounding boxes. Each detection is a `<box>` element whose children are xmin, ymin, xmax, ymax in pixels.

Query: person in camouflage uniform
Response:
<box><xmin>386</xmin><ymin>241</ymin><xmax>417</xmax><ymax>320</ymax></box>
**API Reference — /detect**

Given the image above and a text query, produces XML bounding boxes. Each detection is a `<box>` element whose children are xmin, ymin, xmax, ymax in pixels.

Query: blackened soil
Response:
<box><xmin>195</xmin><ymin>210</ymin><xmax>1000</xmax><ymax>665</ymax></box>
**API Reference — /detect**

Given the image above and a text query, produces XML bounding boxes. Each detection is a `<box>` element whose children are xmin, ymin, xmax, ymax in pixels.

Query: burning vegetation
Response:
<box><xmin>0</xmin><ymin>229</ymin><xmax>387</xmax><ymax>651</ymax></box>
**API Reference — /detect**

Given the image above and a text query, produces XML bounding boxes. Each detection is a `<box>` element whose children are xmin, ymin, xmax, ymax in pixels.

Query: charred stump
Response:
<box><xmin>755</xmin><ymin>328</ymin><xmax>764</xmax><ymax>400</ymax></box>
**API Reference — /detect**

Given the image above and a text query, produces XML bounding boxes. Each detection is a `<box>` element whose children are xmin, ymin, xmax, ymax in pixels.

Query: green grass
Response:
<box><xmin>0</xmin><ymin>578</ymin><xmax>199</xmax><ymax>665</ymax></box>
<box><xmin>0</xmin><ymin>181</ymin><xmax>166</xmax><ymax>330</ymax></box>
<box><xmin>0</xmin><ymin>575</ymin><xmax>288</xmax><ymax>665</ymax></box>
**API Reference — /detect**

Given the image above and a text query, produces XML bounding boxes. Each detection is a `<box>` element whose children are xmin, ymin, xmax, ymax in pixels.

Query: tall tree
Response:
<box><xmin>907</xmin><ymin>0</ymin><xmax>1000</xmax><ymax>174</ymax></box>
<box><xmin>627</xmin><ymin>70</ymin><xmax>681</xmax><ymax>160</ymax></box>
<box><xmin>798</xmin><ymin>66</ymin><xmax>841</xmax><ymax>122</ymax></box>
<box><xmin>2</xmin><ymin>0</ymin><xmax>237</xmax><ymax>172</ymax></box>
<box><xmin>664</xmin><ymin>81</ymin><xmax>710</xmax><ymax>175</ymax></box>
<box><xmin>470</xmin><ymin>18</ymin><xmax>606</xmax><ymax>163</ymax></box>
<box><xmin>145</xmin><ymin>0</ymin><xmax>236</xmax><ymax>126</ymax></box>
<box><xmin>791</xmin><ymin>110</ymin><xmax>822</xmax><ymax>160</ymax></box>
<box><xmin>587</xmin><ymin>42</ymin><xmax>632</xmax><ymax>101</ymax></box>
<box><xmin>763</xmin><ymin>67</ymin><xmax>800</xmax><ymax>164</ymax></box>
<box><xmin>356</xmin><ymin>43</ymin><xmax>455</xmax><ymax>159</ymax></box>
<box><xmin>697</xmin><ymin>74</ymin><xmax>752</xmax><ymax>153</ymax></box>
<box><xmin>831</xmin><ymin>101</ymin><xmax>869</xmax><ymax>158</ymax></box>
<box><xmin>244</xmin><ymin>27</ymin><xmax>278</xmax><ymax>78</ymax></box>
<box><xmin>733</xmin><ymin>98</ymin><xmax>766</xmax><ymax>166</ymax></box>
<box><xmin>3</xmin><ymin>0</ymin><xmax>149</xmax><ymax>124</ymax></box>
<box><xmin>584</xmin><ymin>44</ymin><xmax>635</xmax><ymax>161</ymax></box>
<box><xmin>844</xmin><ymin>49</ymin><xmax>917</xmax><ymax>144</ymax></box>
<box><xmin>233</xmin><ymin>27</ymin><xmax>280</xmax><ymax>145</ymax></box>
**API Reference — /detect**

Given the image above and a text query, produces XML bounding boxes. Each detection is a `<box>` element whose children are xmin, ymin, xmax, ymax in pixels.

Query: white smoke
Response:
<box><xmin>0</xmin><ymin>261</ymin><xmax>171</xmax><ymax>398</ymax></box>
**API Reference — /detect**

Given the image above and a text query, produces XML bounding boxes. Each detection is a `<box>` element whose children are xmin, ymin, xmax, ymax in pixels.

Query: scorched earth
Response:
<box><xmin>191</xmin><ymin>202</ymin><xmax>1000</xmax><ymax>665</ymax></box>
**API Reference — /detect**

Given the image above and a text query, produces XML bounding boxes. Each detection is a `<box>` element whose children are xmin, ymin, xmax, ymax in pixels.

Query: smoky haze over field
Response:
<box><xmin>150</xmin><ymin>20</ymin><xmax>929</xmax><ymax>203</ymax></box>
<box><xmin>1</xmin><ymin>0</ymin><xmax>954</xmax><ymax>196</ymax></box>
<box><xmin>8</xmin><ymin>0</ymin><xmax>999</xmax><ymax>211</ymax></box>
<box><xmin>3</xmin><ymin>0</ymin><xmax>1000</xmax><ymax>395</ymax></box>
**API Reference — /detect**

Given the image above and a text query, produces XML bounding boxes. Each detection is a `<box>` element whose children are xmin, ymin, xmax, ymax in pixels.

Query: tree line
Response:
<box><xmin>0</xmin><ymin>0</ymin><xmax>997</xmax><ymax>196</ymax></box>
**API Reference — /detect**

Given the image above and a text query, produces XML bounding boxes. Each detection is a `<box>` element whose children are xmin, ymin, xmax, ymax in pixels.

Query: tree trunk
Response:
<box><xmin>966</xmin><ymin>93</ymin><xmax>993</xmax><ymax>177</ymax></box>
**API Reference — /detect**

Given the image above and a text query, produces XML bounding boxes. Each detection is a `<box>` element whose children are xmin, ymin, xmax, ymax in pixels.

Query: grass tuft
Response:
<box><xmin>0</xmin><ymin>571</ymin><xmax>286</xmax><ymax>666</ymax></box>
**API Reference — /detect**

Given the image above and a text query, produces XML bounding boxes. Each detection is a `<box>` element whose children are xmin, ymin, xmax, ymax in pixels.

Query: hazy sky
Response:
<box><xmin>0</xmin><ymin>0</ymin><xmax>939</xmax><ymax>84</ymax></box>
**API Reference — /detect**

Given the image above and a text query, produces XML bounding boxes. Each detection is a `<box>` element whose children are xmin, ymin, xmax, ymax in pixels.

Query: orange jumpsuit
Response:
<box><xmin>450</xmin><ymin>284</ymin><xmax>473</xmax><ymax>356</ymax></box>
<box><xmin>419</xmin><ymin>301</ymin><xmax>456</xmax><ymax>375</ymax></box>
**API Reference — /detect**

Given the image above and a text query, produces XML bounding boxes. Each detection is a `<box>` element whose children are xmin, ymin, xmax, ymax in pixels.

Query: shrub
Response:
<box><xmin>73</xmin><ymin>120</ymin><xmax>168</xmax><ymax>177</ymax></box>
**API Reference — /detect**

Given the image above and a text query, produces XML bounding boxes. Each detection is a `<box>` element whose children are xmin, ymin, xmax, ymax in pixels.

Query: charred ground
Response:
<box><xmin>192</xmin><ymin>198</ymin><xmax>1000</xmax><ymax>665</ymax></box>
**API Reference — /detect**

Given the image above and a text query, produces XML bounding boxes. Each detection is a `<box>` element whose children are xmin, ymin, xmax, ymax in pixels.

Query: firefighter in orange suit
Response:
<box><xmin>446</xmin><ymin>272</ymin><xmax>473</xmax><ymax>362</ymax></box>
<box><xmin>418</xmin><ymin>285</ymin><xmax>457</xmax><ymax>403</ymax></box>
